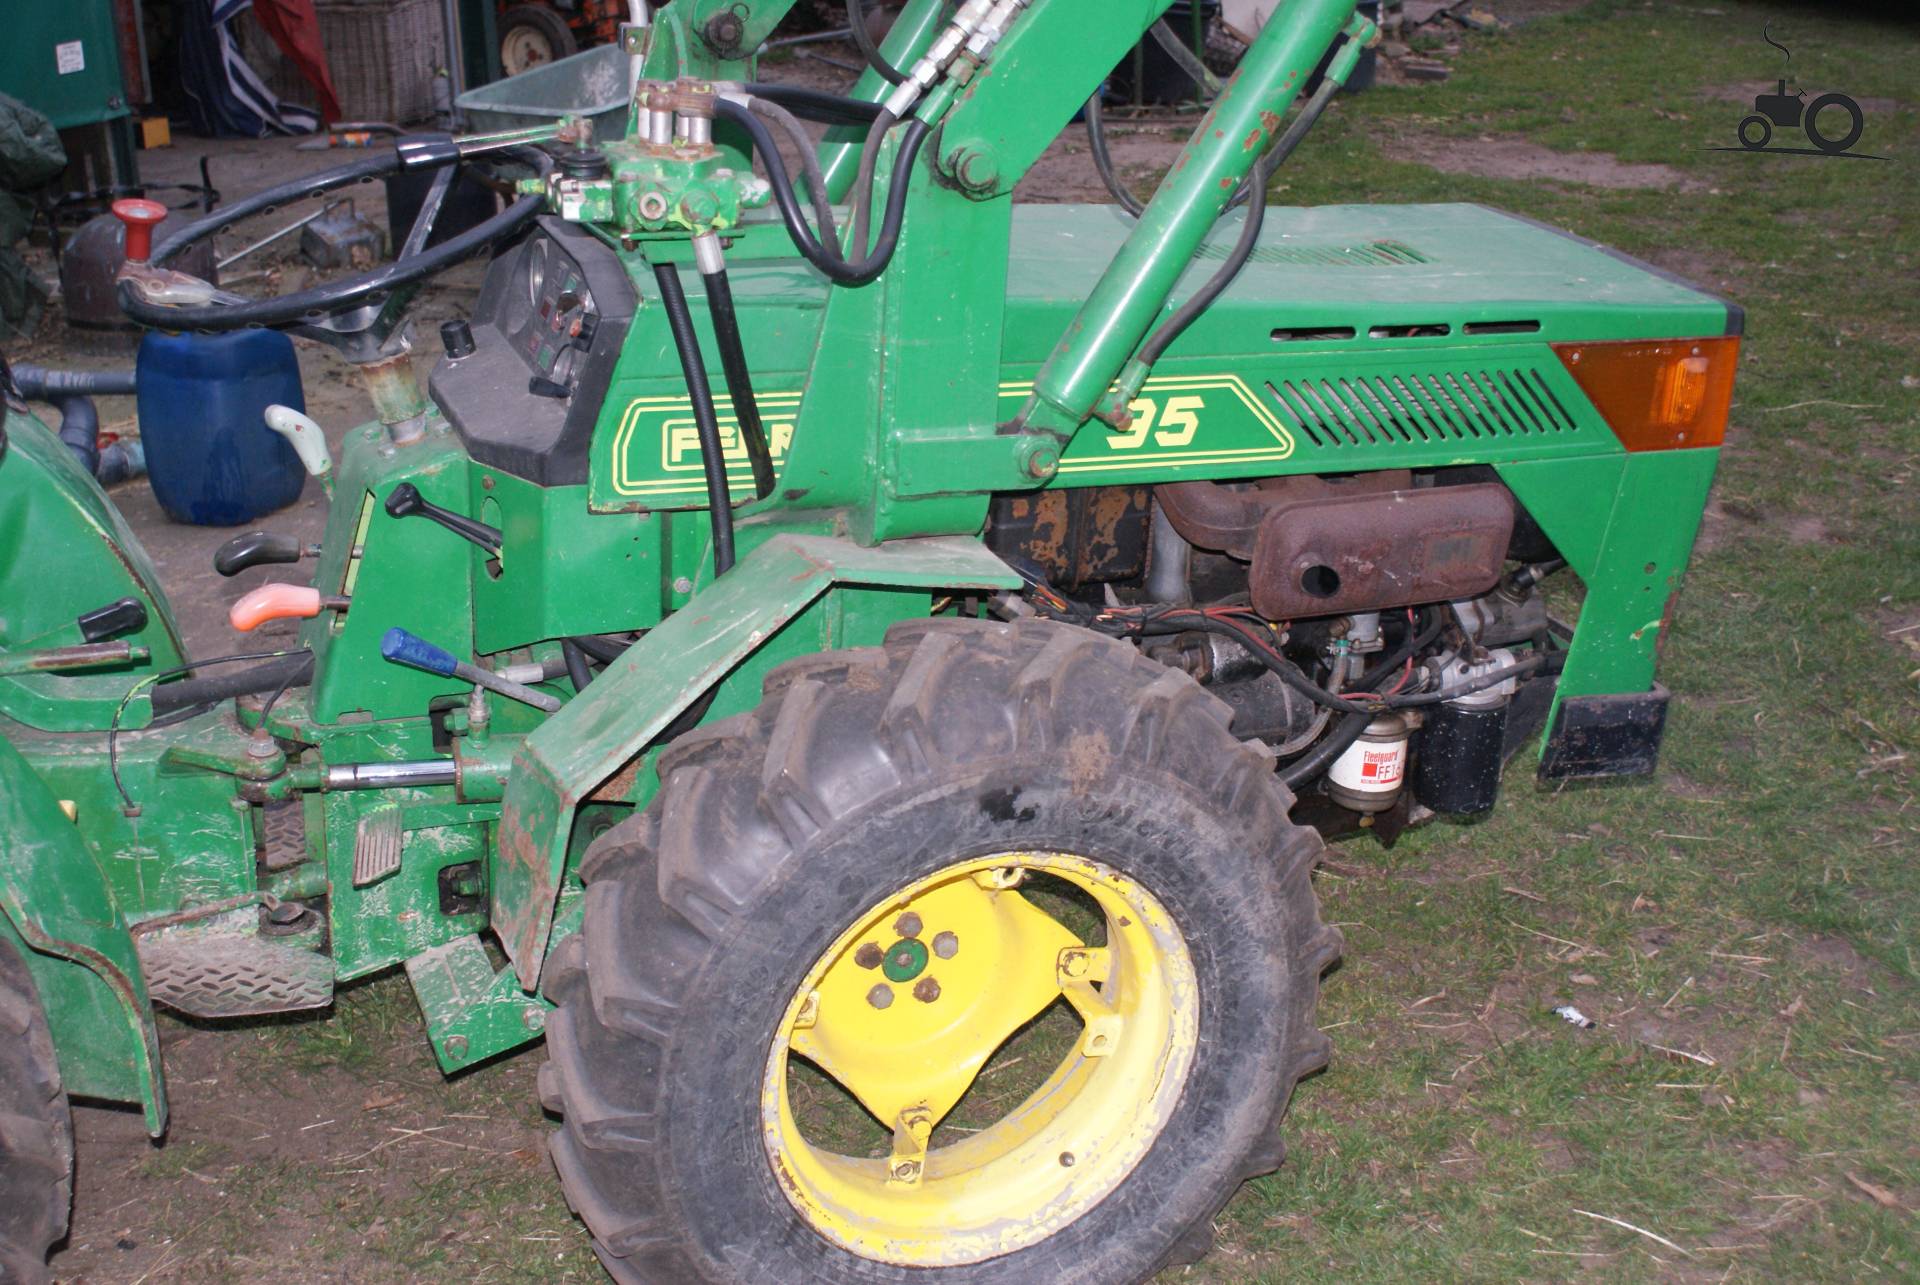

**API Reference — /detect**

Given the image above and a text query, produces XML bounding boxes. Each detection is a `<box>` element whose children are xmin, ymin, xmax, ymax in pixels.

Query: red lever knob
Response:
<box><xmin>111</xmin><ymin>198</ymin><xmax>168</xmax><ymax>264</ymax></box>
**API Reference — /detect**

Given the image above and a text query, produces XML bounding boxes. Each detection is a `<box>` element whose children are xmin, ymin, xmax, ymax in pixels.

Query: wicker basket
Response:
<box><xmin>241</xmin><ymin>0</ymin><xmax>447</xmax><ymax>126</ymax></box>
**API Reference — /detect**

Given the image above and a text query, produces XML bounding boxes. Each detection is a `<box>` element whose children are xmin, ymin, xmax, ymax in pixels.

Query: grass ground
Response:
<box><xmin>1183</xmin><ymin>3</ymin><xmax>1920</xmax><ymax>1280</ymax></box>
<box><xmin>47</xmin><ymin>2</ymin><xmax>1918</xmax><ymax>1280</ymax></box>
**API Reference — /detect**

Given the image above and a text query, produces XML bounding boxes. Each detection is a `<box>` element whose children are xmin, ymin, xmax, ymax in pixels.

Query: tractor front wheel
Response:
<box><xmin>540</xmin><ymin>618</ymin><xmax>1339</xmax><ymax>1281</ymax></box>
<box><xmin>1738</xmin><ymin>114</ymin><xmax>1772</xmax><ymax>150</ymax></box>
<box><xmin>0</xmin><ymin>941</ymin><xmax>73</xmax><ymax>1284</ymax></box>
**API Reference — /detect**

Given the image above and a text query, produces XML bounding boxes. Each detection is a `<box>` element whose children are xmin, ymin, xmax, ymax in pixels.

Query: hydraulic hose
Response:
<box><xmin>714</xmin><ymin>97</ymin><xmax>929</xmax><ymax>287</ymax></box>
<box><xmin>847</xmin><ymin>0</ymin><xmax>907</xmax><ymax>85</ymax></box>
<box><xmin>1135</xmin><ymin>68</ymin><xmax>1341</xmax><ymax>368</ymax></box>
<box><xmin>746</xmin><ymin>94</ymin><xmax>838</xmax><ymax>247</ymax></box>
<box><xmin>701</xmin><ymin>267</ymin><xmax>776</xmax><ymax>499</ymax></box>
<box><xmin>741</xmin><ymin>83</ymin><xmax>886</xmax><ymax>127</ymax></box>
<box><xmin>849</xmin><ymin>109</ymin><xmax>897</xmax><ymax>260</ymax></box>
<box><xmin>651</xmin><ymin>261</ymin><xmax>735</xmax><ymax>575</ymax></box>
<box><xmin>1084</xmin><ymin>91</ymin><xmax>1145</xmax><ymax>217</ymax></box>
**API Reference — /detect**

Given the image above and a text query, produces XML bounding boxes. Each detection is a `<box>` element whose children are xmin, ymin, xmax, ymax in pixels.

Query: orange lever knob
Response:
<box><xmin>111</xmin><ymin>198</ymin><xmax>168</xmax><ymax>264</ymax></box>
<box><xmin>230</xmin><ymin>583</ymin><xmax>326</xmax><ymax>632</ymax></box>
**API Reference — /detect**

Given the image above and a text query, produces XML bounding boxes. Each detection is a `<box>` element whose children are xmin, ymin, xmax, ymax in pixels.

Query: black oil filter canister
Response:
<box><xmin>1412</xmin><ymin>700</ymin><xmax>1509</xmax><ymax>815</ymax></box>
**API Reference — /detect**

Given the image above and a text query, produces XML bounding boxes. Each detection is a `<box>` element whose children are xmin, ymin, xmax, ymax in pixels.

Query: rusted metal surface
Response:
<box><xmin>1158</xmin><ymin>473</ymin><xmax>1512</xmax><ymax>619</ymax></box>
<box><xmin>985</xmin><ymin>486</ymin><xmax>1151</xmax><ymax>589</ymax></box>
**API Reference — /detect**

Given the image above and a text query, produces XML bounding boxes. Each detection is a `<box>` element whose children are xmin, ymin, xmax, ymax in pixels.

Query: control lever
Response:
<box><xmin>214</xmin><ymin>532</ymin><xmax>320</xmax><ymax>577</ymax></box>
<box><xmin>379</xmin><ymin>628</ymin><xmax>562</xmax><ymax>712</ymax></box>
<box><xmin>229</xmin><ymin>584</ymin><xmax>349</xmax><ymax>632</ymax></box>
<box><xmin>264</xmin><ymin>405</ymin><xmax>333</xmax><ymax>497</ymax></box>
<box><xmin>384</xmin><ymin>484</ymin><xmax>502</xmax><ymax>553</ymax></box>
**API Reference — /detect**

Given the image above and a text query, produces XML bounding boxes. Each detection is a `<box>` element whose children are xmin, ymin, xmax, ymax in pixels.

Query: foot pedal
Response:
<box><xmin>258</xmin><ymin>799</ymin><xmax>308</xmax><ymax>871</ymax></box>
<box><xmin>352</xmin><ymin>801</ymin><xmax>404</xmax><ymax>887</ymax></box>
<box><xmin>136</xmin><ymin>907</ymin><xmax>334</xmax><ymax>1020</ymax></box>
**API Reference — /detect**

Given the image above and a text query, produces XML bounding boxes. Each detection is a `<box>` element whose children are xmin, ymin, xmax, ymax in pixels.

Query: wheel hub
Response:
<box><xmin>762</xmin><ymin>850</ymin><xmax>1198</xmax><ymax>1267</ymax></box>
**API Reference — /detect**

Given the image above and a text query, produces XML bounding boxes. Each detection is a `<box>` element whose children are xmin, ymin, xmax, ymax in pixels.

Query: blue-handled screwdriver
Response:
<box><xmin>380</xmin><ymin>628</ymin><xmax>563</xmax><ymax>713</ymax></box>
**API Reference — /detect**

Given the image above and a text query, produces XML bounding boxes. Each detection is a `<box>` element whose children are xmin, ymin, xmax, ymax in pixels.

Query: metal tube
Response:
<box><xmin>1145</xmin><ymin>500</ymin><xmax>1192</xmax><ymax>605</ymax></box>
<box><xmin>324</xmin><ymin>760</ymin><xmax>459</xmax><ymax>790</ymax></box>
<box><xmin>1017</xmin><ymin>0</ymin><xmax>1360</xmax><ymax>436</ymax></box>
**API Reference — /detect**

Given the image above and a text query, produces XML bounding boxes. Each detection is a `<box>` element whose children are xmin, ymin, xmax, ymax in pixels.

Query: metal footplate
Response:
<box><xmin>135</xmin><ymin>906</ymin><xmax>335</xmax><ymax>1019</ymax></box>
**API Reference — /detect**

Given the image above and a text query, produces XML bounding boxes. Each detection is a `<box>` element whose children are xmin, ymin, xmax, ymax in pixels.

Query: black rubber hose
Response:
<box><xmin>847</xmin><ymin>0</ymin><xmax>907</xmax><ymax>85</ymax></box>
<box><xmin>1135</xmin><ymin>69</ymin><xmax>1342</xmax><ymax>367</ymax></box>
<box><xmin>1279</xmin><ymin>711</ymin><xmax>1370</xmax><ymax>789</ymax></box>
<box><xmin>147</xmin><ymin>651</ymin><xmax>315</xmax><ymax>716</ymax></box>
<box><xmin>1084</xmin><ymin>91</ymin><xmax>1145</xmax><ymax>217</ymax></box>
<box><xmin>746</xmin><ymin>95</ymin><xmax>838</xmax><ymax>246</ymax></box>
<box><xmin>11</xmin><ymin>365</ymin><xmax>141</xmax><ymax>478</ymax></box>
<box><xmin>714</xmin><ymin>98</ymin><xmax>929</xmax><ymax>286</ymax></box>
<box><xmin>741</xmin><ymin>82</ymin><xmax>886</xmax><ymax>126</ymax></box>
<box><xmin>651</xmin><ymin>262</ymin><xmax>735</xmax><ymax>575</ymax></box>
<box><xmin>850</xmin><ymin>109</ymin><xmax>897</xmax><ymax>260</ymax></box>
<box><xmin>701</xmin><ymin>267</ymin><xmax>776</xmax><ymax>499</ymax></box>
<box><xmin>562</xmin><ymin>638</ymin><xmax>594</xmax><ymax>693</ymax></box>
<box><xmin>569</xmin><ymin>633</ymin><xmax>631</xmax><ymax>665</ymax></box>
<box><xmin>11</xmin><ymin>365</ymin><xmax>138</xmax><ymax>398</ymax></box>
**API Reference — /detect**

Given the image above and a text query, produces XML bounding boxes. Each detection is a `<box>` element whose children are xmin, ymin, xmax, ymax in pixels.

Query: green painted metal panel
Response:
<box><xmin>0</xmin><ymin>736</ymin><xmax>162</xmax><ymax>1128</ymax></box>
<box><xmin>494</xmin><ymin>534</ymin><xmax>1020</xmax><ymax>987</ymax></box>
<box><xmin>0</xmin><ymin>410</ymin><xmax>184</xmax><ymax>731</ymax></box>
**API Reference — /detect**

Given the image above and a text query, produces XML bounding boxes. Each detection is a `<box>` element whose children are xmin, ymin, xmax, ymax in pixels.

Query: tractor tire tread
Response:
<box><xmin>541</xmin><ymin>617</ymin><xmax>1339</xmax><ymax>1282</ymax></box>
<box><xmin>0</xmin><ymin>941</ymin><xmax>72</xmax><ymax>1285</ymax></box>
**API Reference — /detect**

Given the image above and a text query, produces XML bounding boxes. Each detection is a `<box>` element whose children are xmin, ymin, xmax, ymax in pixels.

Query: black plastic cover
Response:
<box><xmin>428</xmin><ymin>216</ymin><xmax>637</xmax><ymax>486</ymax></box>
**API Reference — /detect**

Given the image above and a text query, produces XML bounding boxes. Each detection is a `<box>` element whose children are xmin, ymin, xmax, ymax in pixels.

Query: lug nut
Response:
<box><xmin>931</xmin><ymin>931</ymin><xmax>959</xmax><ymax>959</ymax></box>
<box><xmin>894</xmin><ymin>912</ymin><xmax>923</xmax><ymax>939</ymax></box>
<box><xmin>867</xmin><ymin>984</ymin><xmax>894</xmax><ymax>1010</ymax></box>
<box><xmin>913</xmin><ymin>977</ymin><xmax>941</xmax><ymax>1003</ymax></box>
<box><xmin>854</xmin><ymin>942</ymin><xmax>884</xmax><ymax>970</ymax></box>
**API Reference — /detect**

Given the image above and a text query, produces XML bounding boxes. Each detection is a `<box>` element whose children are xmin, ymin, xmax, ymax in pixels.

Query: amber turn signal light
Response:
<box><xmin>1551</xmin><ymin>336</ymin><xmax>1739</xmax><ymax>452</ymax></box>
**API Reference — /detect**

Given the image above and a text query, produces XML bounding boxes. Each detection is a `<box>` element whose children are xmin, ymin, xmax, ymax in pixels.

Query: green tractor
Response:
<box><xmin>0</xmin><ymin>0</ymin><xmax>1738</xmax><ymax>1279</ymax></box>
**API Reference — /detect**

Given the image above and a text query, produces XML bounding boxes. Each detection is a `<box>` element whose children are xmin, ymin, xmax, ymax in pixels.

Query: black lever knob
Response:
<box><xmin>384</xmin><ymin>483</ymin><xmax>502</xmax><ymax>553</ymax></box>
<box><xmin>77</xmin><ymin>596</ymin><xmax>148</xmax><ymax>643</ymax></box>
<box><xmin>440</xmin><ymin>318</ymin><xmax>475</xmax><ymax>360</ymax></box>
<box><xmin>214</xmin><ymin>531</ymin><xmax>306</xmax><ymax>577</ymax></box>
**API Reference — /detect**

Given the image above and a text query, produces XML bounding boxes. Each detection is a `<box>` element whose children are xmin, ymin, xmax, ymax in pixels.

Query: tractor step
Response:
<box><xmin>352</xmin><ymin>800</ymin><xmax>404</xmax><ymax>887</ymax></box>
<box><xmin>258</xmin><ymin>799</ymin><xmax>308</xmax><ymax>870</ymax></box>
<box><xmin>136</xmin><ymin>906</ymin><xmax>334</xmax><ymax>1020</ymax></box>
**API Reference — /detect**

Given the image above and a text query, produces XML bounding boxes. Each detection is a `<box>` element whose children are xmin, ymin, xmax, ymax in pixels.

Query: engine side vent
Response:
<box><xmin>1268</xmin><ymin>367</ymin><xmax>1578</xmax><ymax>449</ymax></box>
<box><xmin>1196</xmin><ymin>238</ymin><xmax>1432</xmax><ymax>268</ymax></box>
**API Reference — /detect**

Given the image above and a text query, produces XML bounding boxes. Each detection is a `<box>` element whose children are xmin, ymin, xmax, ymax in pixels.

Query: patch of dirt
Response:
<box><xmin>1013</xmin><ymin>123</ymin><xmax>1186</xmax><ymax>207</ymax></box>
<box><xmin>1791</xmin><ymin>933</ymin><xmax>1878</xmax><ymax>984</ymax></box>
<box><xmin>53</xmin><ymin>989</ymin><xmax>576</xmax><ymax>1282</ymax></box>
<box><xmin>1401</xmin><ymin>134</ymin><xmax>1710</xmax><ymax>192</ymax></box>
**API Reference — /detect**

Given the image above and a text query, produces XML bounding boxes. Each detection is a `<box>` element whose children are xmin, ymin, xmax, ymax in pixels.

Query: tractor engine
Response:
<box><xmin>986</xmin><ymin>468</ymin><xmax>1567</xmax><ymax>837</ymax></box>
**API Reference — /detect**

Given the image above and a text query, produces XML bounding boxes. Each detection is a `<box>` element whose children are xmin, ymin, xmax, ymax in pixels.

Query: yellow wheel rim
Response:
<box><xmin>762</xmin><ymin>851</ymin><xmax>1198</xmax><ymax>1267</ymax></box>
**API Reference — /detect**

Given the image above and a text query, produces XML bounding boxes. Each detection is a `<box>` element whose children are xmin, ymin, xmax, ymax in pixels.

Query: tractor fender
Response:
<box><xmin>0</xmin><ymin>736</ymin><xmax>165</xmax><ymax>1134</ymax></box>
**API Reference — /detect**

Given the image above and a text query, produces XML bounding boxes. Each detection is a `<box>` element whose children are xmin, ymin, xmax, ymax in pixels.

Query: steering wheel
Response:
<box><xmin>116</xmin><ymin>137</ymin><xmax>553</xmax><ymax>357</ymax></box>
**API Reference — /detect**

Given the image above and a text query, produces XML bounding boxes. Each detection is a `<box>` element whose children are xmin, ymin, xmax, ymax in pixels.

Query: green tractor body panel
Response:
<box><xmin>0</xmin><ymin>409</ymin><xmax>184</xmax><ymax>730</ymax></box>
<box><xmin>0</xmin><ymin>0</ymin><xmax>1737</xmax><ymax>1110</ymax></box>
<box><xmin>0</xmin><ymin>735</ymin><xmax>164</xmax><ymax>1130</ymax></box>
